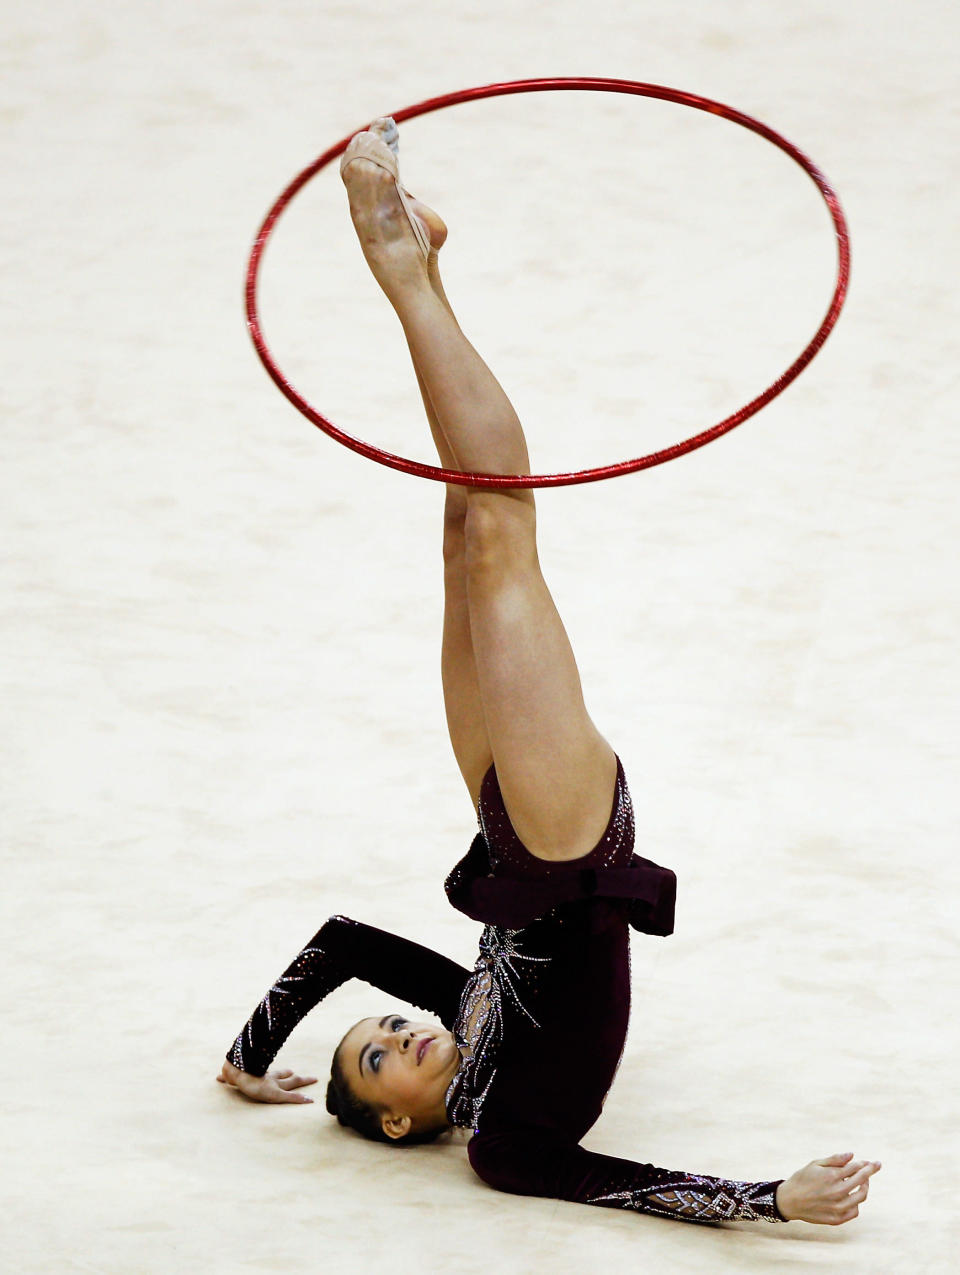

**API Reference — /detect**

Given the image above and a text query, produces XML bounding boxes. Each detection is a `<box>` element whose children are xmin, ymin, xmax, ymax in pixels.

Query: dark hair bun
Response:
<box><xmin>325</xmin><ymin>1078</ymin><xmax>341</xmax><ymax>1117</ymax></box>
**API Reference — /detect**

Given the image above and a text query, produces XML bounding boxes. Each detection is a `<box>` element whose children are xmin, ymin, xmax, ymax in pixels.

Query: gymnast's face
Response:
<box><xmin>340</xmin><ymin>1013</ymin><xmax>461</xmax><ymax>1139</ymax></box>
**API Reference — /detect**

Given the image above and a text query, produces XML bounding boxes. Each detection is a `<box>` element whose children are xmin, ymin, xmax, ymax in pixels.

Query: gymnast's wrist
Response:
<box><xmin>224</xmin><ymin>1047</ymin><xmax>268</xmax><ymax>1079</ymax></box>
<box><xmin>774</xmin><ymin>1180</ymin><xmax>795</xmax><ymax>1222</ymax></box>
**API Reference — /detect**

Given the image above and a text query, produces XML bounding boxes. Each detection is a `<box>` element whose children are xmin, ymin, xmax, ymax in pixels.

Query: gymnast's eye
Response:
<box><xmin>371</xmin><ymin>1019</ymin><xmax>407</xmax><ymax>1072</ymax></box>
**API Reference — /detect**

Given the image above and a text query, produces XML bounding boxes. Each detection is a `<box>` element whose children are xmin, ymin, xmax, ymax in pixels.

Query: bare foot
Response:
<box><xmin>340</xmin><ymin>117</ymin><xmax>446</xmax><ymax>303</ymax></box>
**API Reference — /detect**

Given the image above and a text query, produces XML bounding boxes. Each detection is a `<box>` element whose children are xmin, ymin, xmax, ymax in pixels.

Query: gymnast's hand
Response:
<box><xmin>775</xmin><ymin>1152</ymin><xmax>881</xmax><ymax>1224</ymax></box>
<box><xmin>217</xmin><ymin>1059</ymin><xmax>318</xmax><ymax>1104</ymax></box>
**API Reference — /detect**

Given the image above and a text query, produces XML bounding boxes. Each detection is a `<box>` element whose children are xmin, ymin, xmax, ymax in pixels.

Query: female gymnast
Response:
<box><xmin>218</xmin><ymin>117</ymin><xmax>880</xmax><ymax>1228</ymax></box>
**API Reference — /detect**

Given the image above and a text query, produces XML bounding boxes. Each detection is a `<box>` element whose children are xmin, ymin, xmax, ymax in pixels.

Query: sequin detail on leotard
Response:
<box><xmin>445</xmin><ymin>760</ymin><xmax>639</xmax><ymax>1129</ymax></box>
<box><xmin>228</xmin><ymin>940</ymin><xmax>350</xmax><ymax>1074</ymax></box>
<box><xmin>586</xmin><ymin>1174</ymin><xmax>785</xmax><ymax>1223</ymax></box>
<box><xmin>477</xmin><ymin>757</ymin><xmax>636</xmax><ymax>877</ymax></box>
<box><xmin>445</xmin><ymin>923</ymin><xmax>551</xmax><ymax>1130</ymax></box>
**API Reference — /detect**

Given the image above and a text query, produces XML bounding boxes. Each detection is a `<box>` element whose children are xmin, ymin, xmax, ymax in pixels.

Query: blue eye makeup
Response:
<box><xmin>371</xmin><ymin>1017</ymin><xmax>408</xmax><ymax>1072</ymax></box>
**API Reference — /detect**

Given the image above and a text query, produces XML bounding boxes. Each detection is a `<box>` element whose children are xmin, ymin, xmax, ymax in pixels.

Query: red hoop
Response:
<box><xmin>245</xmin><ymin>77</ymin><xmax>850</xmax><ymax>489</ymax></box>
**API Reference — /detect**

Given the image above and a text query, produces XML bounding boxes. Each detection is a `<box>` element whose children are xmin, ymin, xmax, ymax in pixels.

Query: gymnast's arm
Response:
<box><xmin>467</xmin><ymin>1128</ymin><xmax>790</xmax><ymax>1224</ymax></box>
<box><xmin>219</xmin><ymin>914</ymin><xmax>470</xmax><ymax>1093</ymax></box>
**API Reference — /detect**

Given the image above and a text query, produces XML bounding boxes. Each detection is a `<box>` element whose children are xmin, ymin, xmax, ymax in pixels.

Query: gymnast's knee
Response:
<box><xmin>463</xmin><ymin>494</ymin><xmax>537</xmax><ymax>578</ymax></box>
<box><xmin>442</xmin><ymin>490</ymin><xmax>468</xmax><ymax>566</ymax></box>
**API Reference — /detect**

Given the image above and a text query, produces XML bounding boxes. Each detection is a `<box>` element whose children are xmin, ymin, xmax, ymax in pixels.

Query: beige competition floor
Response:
<box><xmin>3</xmin><ymin>2</ymin><xmax>958</xmax><ymax>1272</ymax></box>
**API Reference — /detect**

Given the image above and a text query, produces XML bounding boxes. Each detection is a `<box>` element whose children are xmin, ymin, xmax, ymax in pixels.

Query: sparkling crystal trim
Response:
<box><xmin>446</xmin><ymin>923</ymin><xmax>551</xmax><ymax>1130</ymax></box>
<box><xmin>587</xmin><ymin>1175</ymin><xmax>784</xmax><ymax>1223</ymax></box>
<box><xmin>228</xmin><ymin>940</ymin><xmax>348</xmax><ymax>1073</ymax></box>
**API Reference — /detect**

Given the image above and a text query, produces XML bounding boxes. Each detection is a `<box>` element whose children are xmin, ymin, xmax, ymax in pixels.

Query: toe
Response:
<box><xmin>371</xmin><ymin>116</ymin><xmax>399</xmax><ymax>155</ymax></box>
<box><xmin>340</xmin><ymin>131</ymin><xmax>398</xmax><ymax>185</ymax></box>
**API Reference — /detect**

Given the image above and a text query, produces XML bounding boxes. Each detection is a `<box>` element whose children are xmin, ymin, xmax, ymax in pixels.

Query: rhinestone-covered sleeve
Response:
<box><xmin>226</xmin><ymin>914</ymin><xmax>471</xmax><ymax>1076</ymax></box>
<box><xmin>468</xmin><ymin>1131</ymin><xmax>787</xmax><ymax>1225</ymax></box>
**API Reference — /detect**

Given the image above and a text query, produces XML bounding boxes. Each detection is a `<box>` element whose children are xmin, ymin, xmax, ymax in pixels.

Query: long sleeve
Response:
<box><xmin>467</xmin><ymin>1129</ymin><xmax>788</xmax><ymax>1224</ymax></box>
<box><xmin>226</xmin><ymin>914</ymin><xmax>471</xmax><ymax>1076</ymax></box>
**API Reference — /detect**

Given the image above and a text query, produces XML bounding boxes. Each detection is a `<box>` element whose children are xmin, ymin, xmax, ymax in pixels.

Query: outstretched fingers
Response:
<box><xmin>215</xmin><ymin>1061</ymin><xmax>318</xmax><ymax>1104</ymax></box>
<box><xmin>275</xmin><ymin>1069</ymin><xmax>319</xmax><ymax>1091</ymax></box>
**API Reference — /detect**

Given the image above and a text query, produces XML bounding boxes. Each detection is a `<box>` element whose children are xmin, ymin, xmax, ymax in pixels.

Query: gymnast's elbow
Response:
<box><xmin>467</xmin><ymin>1132</ymin><xmax>554</xmax><ymax>1199</ymax></box>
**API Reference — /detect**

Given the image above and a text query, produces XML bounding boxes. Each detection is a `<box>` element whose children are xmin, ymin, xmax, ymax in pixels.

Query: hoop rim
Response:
<box><xmin>245</xmin><ymin>76</ymin><xmax>850</xmax><ymax>489</ymax></box>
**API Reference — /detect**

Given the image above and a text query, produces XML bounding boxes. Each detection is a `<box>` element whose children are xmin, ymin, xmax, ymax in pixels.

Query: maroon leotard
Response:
<box><xmin>226</xmin><ymin>760</ymin><xmax>787</xmax><ymax>1225</ymax></box>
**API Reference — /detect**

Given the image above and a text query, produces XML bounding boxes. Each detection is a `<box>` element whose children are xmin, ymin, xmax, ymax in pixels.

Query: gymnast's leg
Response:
<box><xmin>408</xmin><ymin>308</ymin><xmax>493</xmax><ymax>809</ymax></box>
<box><xmin>342</xmin><ymin>125</ymin><xmax>616</xmax><ymax>860</ymax></box>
